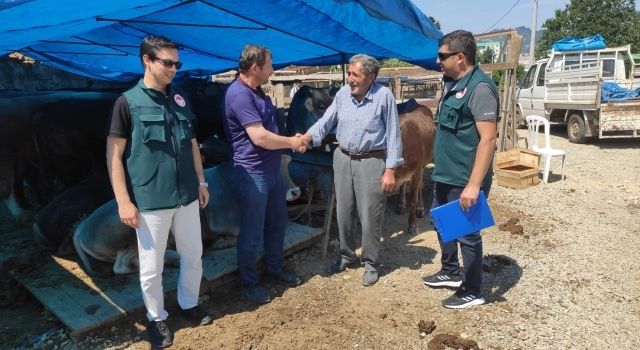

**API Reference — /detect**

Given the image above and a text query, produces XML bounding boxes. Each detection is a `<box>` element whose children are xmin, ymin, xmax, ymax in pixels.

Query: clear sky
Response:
<box><xmin>414</xmin><ymin>0</ymin><xmax>640</xmax><ymax>34</ymax></box>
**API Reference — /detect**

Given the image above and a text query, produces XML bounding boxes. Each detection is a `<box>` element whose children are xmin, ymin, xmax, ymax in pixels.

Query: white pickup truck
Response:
<box><xmin>516</xmin><ymin>45</ymin><xmax>640</xmax><ymax>143</ymax></box>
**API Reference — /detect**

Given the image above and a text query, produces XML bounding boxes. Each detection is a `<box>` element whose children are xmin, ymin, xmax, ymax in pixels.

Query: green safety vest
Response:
<box><xmin>432</xmin><ymin>67</ymin><xmax>498</xmax><ymax>188</ymax></box>
<box><xmin>122</xmin><ymin>80</ymin><xmax>198</xmax><ymax>211</ymax></box>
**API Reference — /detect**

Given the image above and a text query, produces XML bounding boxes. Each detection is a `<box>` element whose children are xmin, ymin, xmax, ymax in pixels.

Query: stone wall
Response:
<box><xmin>0</xmin><ymin>54</ymin><xmax>130</xmax><ymax>91</ymax></box>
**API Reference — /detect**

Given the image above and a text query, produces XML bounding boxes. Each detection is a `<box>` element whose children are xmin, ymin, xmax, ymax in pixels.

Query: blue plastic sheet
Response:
<box><xmin>0</xmin><ymin>0</ymin><xmax>442</xmax><ymax>82</ymax></box>
<box><xmin>551</xmin><ymin>35</ymin><xmax>607</xmax><ymax>52</ymax></box>
<box><xmin>601</xmin><ymin>82</ymin><xmax>640</xmax><ymax>102</ymax></box>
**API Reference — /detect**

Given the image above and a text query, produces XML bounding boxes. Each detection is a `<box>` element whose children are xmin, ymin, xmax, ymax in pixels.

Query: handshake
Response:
<box><xmin>291</xmin><ymin>132</ymin><xmax>312</xmax><ymax>153</ymax></box>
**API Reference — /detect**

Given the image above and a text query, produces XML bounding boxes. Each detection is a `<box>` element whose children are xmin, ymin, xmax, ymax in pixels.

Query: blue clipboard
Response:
<box><xmin>430</xmin><ymin>191</ymin><xmax>495</xmax><ymax>242</ymax></box>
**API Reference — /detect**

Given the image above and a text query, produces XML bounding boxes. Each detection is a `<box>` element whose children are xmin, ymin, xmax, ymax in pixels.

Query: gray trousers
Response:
<box><xmin>333</xmin><ymin>149</ymin><xmax>386</xmax><ymax>271</ymax></box>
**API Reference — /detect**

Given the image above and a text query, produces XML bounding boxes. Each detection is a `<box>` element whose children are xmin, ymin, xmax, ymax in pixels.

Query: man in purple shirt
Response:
<box><xmin>224</xmin><ymin>45</ymin><xmax>308</xmax><ymax>303</ymax></box>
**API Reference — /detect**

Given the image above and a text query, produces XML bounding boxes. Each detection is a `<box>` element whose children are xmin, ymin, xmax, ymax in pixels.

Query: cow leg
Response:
<box><xmin>73</xmin><ymin>230</ymin><xmax>115</xmax><ymax>278</ymax></box>
<box><xmin>3</xmin><ymin>192</ymin><xmax>22</xmax><ymax>219</ymax></box>
<box><xmin>12</xmin><ymin>162</ymin><xmax>32</xmax><ymax>210</ymax></box>
<box><xmin>407</xmin><ymin>168</ymin><xmax>425</xmax><ymax>235</ymax></box>
<box><xmin>415</xmin><ymin>177</ymin><xmax>425</xmax><ymax>218</ymax></box>
<box><xmin>113</xmin><ymin>246</ymin><xmax>139</xmax><ymax>275</ymax></box>
<box><xmin>395</xmin><ymin>182</ymin><xmax>408</xmax><ymax>214</ymax></box>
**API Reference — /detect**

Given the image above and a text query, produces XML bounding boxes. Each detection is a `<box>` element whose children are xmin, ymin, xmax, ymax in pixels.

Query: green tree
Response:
<box><xmin>380</xmin><ymin>58</ymin><xmax>413</xmax><ymax>68</ymax></box>
<box><xmin>478</xmin><ymin>47</ymin><xmax>496</xmax><ymax>64</ymax></box>
<box><xmin>488</xmin><ymin>64</ymin><xmax>526</xmax><ymax>89</ymax></box>
<box><xmin>429</xmin><ymin>16</ymin><xmax>441</xmax><ymax>30</ymax></box>
<box><xmin>536</xmin><ymin>0</ymin><xmax>640</xmax><ymax>58</ymax></box>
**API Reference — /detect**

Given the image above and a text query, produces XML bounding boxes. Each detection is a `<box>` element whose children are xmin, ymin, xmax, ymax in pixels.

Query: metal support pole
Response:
<box><xmin>529</xmin><ymin>0</ymin><xmax>538</xmax><ymax>66</ymax></box>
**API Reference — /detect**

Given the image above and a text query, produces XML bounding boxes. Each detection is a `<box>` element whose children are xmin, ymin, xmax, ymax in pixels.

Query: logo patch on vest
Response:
<box><xmin>174</xmin><ymin>94</ymin><xmax>186</xmax><ymax>107</ymax></box>
<box><xmin>455</xmin><ymin>87</ymin><xmax>467</xmax><ymax>99</ymax></box>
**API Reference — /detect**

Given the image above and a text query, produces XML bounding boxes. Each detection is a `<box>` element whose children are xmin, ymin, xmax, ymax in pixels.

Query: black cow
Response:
<box><xmin>31</xmin><ymin>93</ymin><xmax>118</xmax><ymax>200</ymax></box>
<box><xmin>286</xmin><ymin>149</ymin><xmax>335</xmax><ymax>229</ymax></box>
<box><xmin>0</xmin><ymin>92</ymin><xmax>70</xmax><ymax>217</ymax></box>
<box><xmin>286</xmin><ymin>85</ymin><xmax>334</xmax><ymax>141</ymax></box>
<box><xmin>33</xmin><ymin>174</ymin><xmax>113</xmax><ymax>254</ymax></box>
<box><xmin>178</xmin><ymin>77</ymin><xmax>229</xmax><ymax>141</ymax></box>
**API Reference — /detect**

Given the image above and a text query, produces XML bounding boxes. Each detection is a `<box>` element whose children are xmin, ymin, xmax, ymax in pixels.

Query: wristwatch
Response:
<box><xmin>199</xmin><ymin>182</ymin><xmax>208</xmax><ymax>187</ymax></box>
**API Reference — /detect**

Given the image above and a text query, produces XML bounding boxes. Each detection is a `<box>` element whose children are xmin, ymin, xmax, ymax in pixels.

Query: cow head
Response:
<box><xmin>287</xmin><ymin>85</ymin><xmax>333</xmax><ymax>136</ymax></box>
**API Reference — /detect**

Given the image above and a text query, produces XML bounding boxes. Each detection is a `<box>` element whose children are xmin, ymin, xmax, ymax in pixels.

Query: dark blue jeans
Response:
<box><xmin>233</xmin><ymin>166</ymin><xmax>288</xmax><ymax>288</ymax></box>
<box><xmin>431</xmin><ymin>182</ymin><xmax>490</xmax><ymax>294</ymax></box>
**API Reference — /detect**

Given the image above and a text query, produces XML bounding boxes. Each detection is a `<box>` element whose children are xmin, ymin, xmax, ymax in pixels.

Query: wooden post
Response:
<box><xmin>393</xmin><ymin>76</ymin><xmax>402</xmax><ymax>101</ymax></box>
<box><xmin>320</xmin><ymin>186</ymin><xmax>336</xmax><ymax>258</ymax></box>
<box><xmin>273</xmin><ymin>82</ymin><xmax>285</xmax><ymax>108</ymax></box>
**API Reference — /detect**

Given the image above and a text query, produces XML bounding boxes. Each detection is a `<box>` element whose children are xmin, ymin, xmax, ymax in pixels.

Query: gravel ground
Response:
<box><xmin>3</xmin><ymin>128</ymin><xmax>639</xmax><ymax>350</ymax></box>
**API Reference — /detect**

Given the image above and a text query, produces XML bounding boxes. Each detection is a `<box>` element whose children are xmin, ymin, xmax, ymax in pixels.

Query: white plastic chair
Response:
<box><xmin>525</xmin><ymin>115</ymin><xmax>566</xmax><ymax>183</ymax></box>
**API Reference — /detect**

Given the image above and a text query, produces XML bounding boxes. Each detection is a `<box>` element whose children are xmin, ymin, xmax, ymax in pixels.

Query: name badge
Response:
<box><xmin>174</xmin><ymin>94</ymin><xmax>186</xmax><ymax>107</ymax></box>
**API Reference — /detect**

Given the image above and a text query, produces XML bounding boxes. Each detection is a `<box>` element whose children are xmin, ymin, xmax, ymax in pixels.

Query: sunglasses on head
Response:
<box><xmin>437</xmin><ymin>51</ymin><xmax>461</xmax><ymax>61</ymax></box>
<box><xmin>150</xmin><ymin>55</ymin><xmax>183</xmax><ymax>70</ymax></box>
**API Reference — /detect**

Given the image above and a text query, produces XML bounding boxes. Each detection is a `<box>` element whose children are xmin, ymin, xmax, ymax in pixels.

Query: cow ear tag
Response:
<box><xmin>174</xmin><ymin>94</ymin><xmax>186</xmax><ymax>107</ymax></box>
<box><xmin>455</xmin><ymin>87</ymin><xmax>467</xmax><ymax>99</ymax></box>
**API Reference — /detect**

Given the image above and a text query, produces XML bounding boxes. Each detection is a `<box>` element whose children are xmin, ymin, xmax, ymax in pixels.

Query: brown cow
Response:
<box><xmin>393</xmin><ymin>103</ymin><xmax>436</xmax><ymax>235</ymax></box>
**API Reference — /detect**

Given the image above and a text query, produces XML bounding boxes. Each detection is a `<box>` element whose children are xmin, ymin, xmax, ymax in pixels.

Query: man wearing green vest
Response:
<box><xmin>107</xmin><ymin>35</ymin><xmax>212</xmax><ymax>348</ymax></box>
<box><xmin>422</xmin><ymin>30</ymin><xmax>498</xmax><ymax>309</ymax></box>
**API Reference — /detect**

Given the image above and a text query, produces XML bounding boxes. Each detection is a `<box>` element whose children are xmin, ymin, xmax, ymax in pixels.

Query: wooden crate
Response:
<box><xmin>496</xmin><ymin>167</ymin><xmax>539</xmax><ymax>189</ymax></box>
<box><xmin>495</xmin><ymin>149</ymin><xmax>541</xmax><ymax>170</ymax></box>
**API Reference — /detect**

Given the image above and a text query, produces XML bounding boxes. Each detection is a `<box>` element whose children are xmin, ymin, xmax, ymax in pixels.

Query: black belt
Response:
<box><xmin>340</xmin><ymin>147</ymin><xmax>386</xmax><ymax>160</ymax></box>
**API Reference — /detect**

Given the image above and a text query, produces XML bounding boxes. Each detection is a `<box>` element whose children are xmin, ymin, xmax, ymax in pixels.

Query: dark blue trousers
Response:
<box><xmin>233</xmin><ymin>166</ymin><xmax>288</xmax><ymax>288</ymax></box>
<box><xmin>431</xmin><ymin>182</ymin><xmax>489</xmax><ymax>294</ymax></box>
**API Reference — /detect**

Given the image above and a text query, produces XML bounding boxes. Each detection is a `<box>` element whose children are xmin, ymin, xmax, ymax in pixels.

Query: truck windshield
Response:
<box><xmin>536</xmin><ymin>63</ymin><xmax>547</xmax><ymax>86</ymax></box>
<box><xmin>520</xmin><ymin>65</ymin><xmax>536</xmax><ymax>89</ymax></box>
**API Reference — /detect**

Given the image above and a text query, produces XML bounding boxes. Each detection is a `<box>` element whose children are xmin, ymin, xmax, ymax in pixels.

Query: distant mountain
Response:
<box><xmin>515</xmin><ymin>26</ymin><xmax>543</xmax><ymax>53</ymax></box>
<box><xmin>489</xmin><ymin>26</ymin><xmax>542</xmax><ymax>53</ymax></box>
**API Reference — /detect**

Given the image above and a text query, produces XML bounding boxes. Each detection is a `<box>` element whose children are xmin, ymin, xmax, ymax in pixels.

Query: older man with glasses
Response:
<box><xmin>106</xmin><ymin>35</ymin><xmax>212</xmax><ymax>348</ymax></box>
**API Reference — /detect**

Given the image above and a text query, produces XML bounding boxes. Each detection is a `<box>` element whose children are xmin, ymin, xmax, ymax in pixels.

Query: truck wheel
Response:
<box><xmin>567</xmin><ymin>113</ymin><xmax>588</xmax><ymax>144</ymax></box>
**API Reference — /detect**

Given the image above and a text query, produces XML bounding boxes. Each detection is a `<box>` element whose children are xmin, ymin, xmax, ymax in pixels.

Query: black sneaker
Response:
<box><xmin>442</xmin><ymin>289</ymin><xmax>485</xmax><ymax>309</ymax></box>
<box><xmin>147</xmin><ymin>320</ymin><xmax>173</xmax><ymax>348</ymax></box>
<box><xmin>422</xmin><ymin>271</ymin><xmax>462</xmax><ymax>288</ymax></box>
<box><xmin>180</xmin><ymin>305</ymin><xmax>213</xmax><ymax>326</ymax></box>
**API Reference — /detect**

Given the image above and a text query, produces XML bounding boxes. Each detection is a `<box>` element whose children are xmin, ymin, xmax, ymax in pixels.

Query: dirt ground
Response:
<box><xmin>2</xmin><ymin>127</ymin><xmax>639</xmax><ymax>350</ymax></box>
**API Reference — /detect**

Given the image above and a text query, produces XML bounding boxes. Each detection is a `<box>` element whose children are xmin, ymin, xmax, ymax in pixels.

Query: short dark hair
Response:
<box><xmin>440</xmin><ymin>30</ymin><xmax>476</xmax><ymax>65</ymax></box>
<box><xmin>139</xmin><ymin>35</ymin><xmax>179</xmax><ymax>69</ymax></box>
<box><xmin>238</xmin><ymin>45</ymin><xmax>271</xmax><ymax>73</ymax></box>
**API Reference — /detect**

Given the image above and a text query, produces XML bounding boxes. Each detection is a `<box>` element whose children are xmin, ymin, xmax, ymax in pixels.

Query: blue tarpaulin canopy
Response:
<box><xmin>0</xmin><ymin>0</ymin><xmax>442</xmax><ymax>82</ymax></box>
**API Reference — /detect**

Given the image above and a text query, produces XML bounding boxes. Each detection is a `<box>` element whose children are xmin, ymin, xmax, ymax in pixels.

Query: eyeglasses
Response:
<box><xmin>437</xmin><ymin>51</ymin><xmax>461</xmax><ymax>61</ymax></box>
<box><xmin>150</xmin><ymin>56</ymin><xmax>183</xmax><ymax>70</ymax></box>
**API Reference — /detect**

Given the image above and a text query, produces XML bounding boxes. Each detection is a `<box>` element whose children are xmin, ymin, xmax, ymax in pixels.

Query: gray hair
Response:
<box><xmin>349</xmin><ymin>54</ymin><xmax>380</xmax><ymax>76</ymax></box>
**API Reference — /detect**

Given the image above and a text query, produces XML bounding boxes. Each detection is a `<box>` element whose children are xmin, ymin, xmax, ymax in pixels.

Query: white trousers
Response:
<box><xmin>136</xmin><ymin>200</ymin><xmax>203</xmax><ymax>321</ymax></box>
